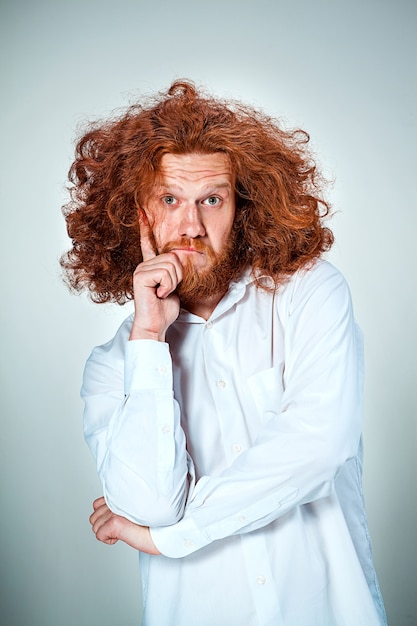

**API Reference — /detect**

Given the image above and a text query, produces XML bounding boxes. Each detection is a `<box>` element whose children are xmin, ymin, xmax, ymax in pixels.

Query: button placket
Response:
<box><xmin>240</xmin><ymin>534</ymin><xmax>281</xmax><ymax>622</ymax></box>
<box><xmin>201</xmin><ymin>315</ymin><xmax>250</xmax><ymax>465</ymax></box>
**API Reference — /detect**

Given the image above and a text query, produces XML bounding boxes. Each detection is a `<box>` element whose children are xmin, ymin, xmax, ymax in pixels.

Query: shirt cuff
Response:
<box><xmin>150</xmin><ymin>514</ymin><xmax>211</xmax><ymax>558</ymax></box>
<box><xmin>124</xmin><ymin>340</ymin><xmax>173</xmax><ymax>395</ymax></box>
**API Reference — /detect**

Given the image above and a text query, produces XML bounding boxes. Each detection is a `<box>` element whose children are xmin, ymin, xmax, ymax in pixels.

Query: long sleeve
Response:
<box><xmin>82</xmin><ymin>333</ymin><xmax>191</xmax><ymax>526</ymax></box>
<box><xmin>151</xmin><ymin>262</ymin><xmax>364</xmax><ymax>557</ymax></box>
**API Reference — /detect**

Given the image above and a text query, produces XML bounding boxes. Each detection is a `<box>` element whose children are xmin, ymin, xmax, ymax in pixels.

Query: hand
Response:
<box><xmin>89</xmin><ymin>497</ymin><xmax>161</xmax><ymax>555</ymax></box>
<box><xmin>129</xmin><ymin>210</ymin><xmax>183</xmax><ymax>342</ymax></box>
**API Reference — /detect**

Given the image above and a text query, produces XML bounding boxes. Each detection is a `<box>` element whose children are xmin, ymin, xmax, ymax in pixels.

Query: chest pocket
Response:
<box><xmin>246</xmin><ymin>363</ymin><xmax>284</xmax><ymax>424</ymax></box>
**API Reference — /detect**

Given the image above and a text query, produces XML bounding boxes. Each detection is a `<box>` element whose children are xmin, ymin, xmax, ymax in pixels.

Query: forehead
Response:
<box><xmin>157</xmin><ymin>152</ymin><xmax>233</xmax><ymax>186</ymax></box>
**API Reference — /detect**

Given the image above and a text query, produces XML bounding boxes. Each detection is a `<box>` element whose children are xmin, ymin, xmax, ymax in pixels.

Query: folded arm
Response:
<box><xmin>85</xmin><ymin>264</ymin><xmax>363</xmax><ymax>558</ymax></box>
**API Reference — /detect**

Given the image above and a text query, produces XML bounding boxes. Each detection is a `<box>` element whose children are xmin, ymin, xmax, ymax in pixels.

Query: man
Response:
<box><xmin>61</xmin><ymin>80</ymin><xmax>386</xmax><ymax>625</ymax></box>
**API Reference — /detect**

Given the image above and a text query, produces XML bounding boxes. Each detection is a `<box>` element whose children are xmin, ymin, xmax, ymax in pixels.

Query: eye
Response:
<box><xmin>202</xmin><ymin>196</ymin><xmax>221</xmax><ymax>207</ymax></box>
<box><xmin>162</xmin><ymin>195</ymin><xmax>177</xmax><ymax>206</ymax></box>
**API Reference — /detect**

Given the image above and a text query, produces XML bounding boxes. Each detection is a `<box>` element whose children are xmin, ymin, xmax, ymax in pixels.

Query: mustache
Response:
<box><xmin>160</xmin><ymin>238</ymin><xmax>215</xmax><ymax>256</ymax></box>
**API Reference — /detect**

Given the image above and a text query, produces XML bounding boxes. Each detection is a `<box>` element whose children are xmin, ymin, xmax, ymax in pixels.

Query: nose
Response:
<box><xmin>178</xmin><ymin>204</ymin><xmax>206</xmax><ymax>239</ymax></box>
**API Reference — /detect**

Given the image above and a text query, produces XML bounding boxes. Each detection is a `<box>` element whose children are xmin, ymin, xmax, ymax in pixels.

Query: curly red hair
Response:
<box><xmin>61</xmin><ymin>80</ymin><xmax>333</xmax><ymax>304</ymax></box>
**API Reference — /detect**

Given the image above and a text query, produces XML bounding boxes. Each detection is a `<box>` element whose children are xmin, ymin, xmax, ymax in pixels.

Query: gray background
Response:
<box><xmin>1</xmin><ymin>0</ymin><xmax>416</xmax><ymax>624</ymax></box>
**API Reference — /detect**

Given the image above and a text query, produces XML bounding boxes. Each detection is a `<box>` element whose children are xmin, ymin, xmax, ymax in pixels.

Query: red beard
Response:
<box><xmin>160</xmin><ymin>233</ymin><xmax>244</xmax><ymax>306</ymax></box>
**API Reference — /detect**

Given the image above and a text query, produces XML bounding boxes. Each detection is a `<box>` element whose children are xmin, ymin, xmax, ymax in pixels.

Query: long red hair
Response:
<box><xmin>61</xmin><ymin>80</ymin><xmax>333</xmax><ymax>304</ymax></box>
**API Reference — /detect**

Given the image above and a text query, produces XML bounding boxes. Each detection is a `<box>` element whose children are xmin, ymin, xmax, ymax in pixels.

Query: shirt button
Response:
<box><xmin>238</xmin><ymin>515</ymin><xmax>246</xmax><ymax>523</ymax></box>
<box><xmin>158</xmin><ymin>365</ymin><xmax>167</xmax><ymax>374</ymax></box>
<box><xmin>257</xmin><ymin>575</ymin><xmax>267</xmax><ymax>585</ymax></box>
<box><xmin>232</xmin><ymin>443</ymin><xmax>242</xmax><ymax>455</ymax></box>
<box><xmin>205</xmin><ymin>321</ymin><xmax>213</xmax><ymax>329</ymax></box>
<box><xmin>183</xmin><ymin>539</ymin><xmax>193</xmax><ymax>548</ymax></box>
<box><xmin>217</xmin><ymin>380</ymin><xmax>226</xmax><ymax>389</ymax></box>
<box><xmin>161</xmin><ymin>424</ymin><xmax>171</xmax><ymax>434</ymax></box>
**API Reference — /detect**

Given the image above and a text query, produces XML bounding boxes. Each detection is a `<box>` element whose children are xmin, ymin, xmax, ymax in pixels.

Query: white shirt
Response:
<box><xmin>82</xmin><ymin>260</ymin><xmax>387</xmax><ymax>626</ymax></box>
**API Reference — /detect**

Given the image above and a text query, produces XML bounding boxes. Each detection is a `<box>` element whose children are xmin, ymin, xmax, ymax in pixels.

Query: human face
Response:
<box><xmin>143</xmin><ymin>152</ymin><xmax>236</xmax><ymax>274</ymax></box>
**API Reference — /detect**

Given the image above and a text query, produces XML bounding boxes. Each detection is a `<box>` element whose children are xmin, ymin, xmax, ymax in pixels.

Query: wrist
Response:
<box><xmin>129</xmin><ymin>324</ymin><xmax>166</xmax><ymax>342</ymax></box>
<box><xmin>119</xmin><ymin>520</ymin><xmax>161</xmax><ymax>555</ymax></box>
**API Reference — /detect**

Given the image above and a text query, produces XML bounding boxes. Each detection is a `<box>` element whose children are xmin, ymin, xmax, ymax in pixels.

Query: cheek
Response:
<box><xmin>154</xmin><ymin>219</ymin><xmax>182</xmax><ymax>252</ymax></box>
<box><xmin>210</xmin><ymin>231</ymin><xmax>230</xmax><ymax>255</ymax></box>
<box><xmin>216</xmin><ymin>216</ymin><xmax>235</xmax><ymax>248</ymax></box>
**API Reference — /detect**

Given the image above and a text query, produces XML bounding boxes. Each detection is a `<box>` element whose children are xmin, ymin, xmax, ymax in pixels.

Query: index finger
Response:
<box><xmin>138</xmin><ymin>209</ymin><xmax>158</xmax><ymax>262</ymax></box>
